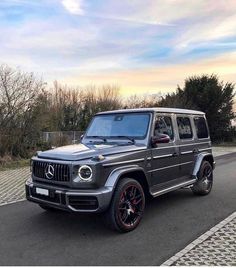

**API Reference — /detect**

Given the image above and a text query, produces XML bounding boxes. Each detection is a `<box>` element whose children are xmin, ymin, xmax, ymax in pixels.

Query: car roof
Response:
<box><xmin>96</xmin><ymin>107</ymin><xmax>205</xmax><ymax>115</ymax></box>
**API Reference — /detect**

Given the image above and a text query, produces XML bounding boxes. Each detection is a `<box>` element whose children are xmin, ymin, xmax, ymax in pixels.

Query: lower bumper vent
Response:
<box><xmin>68</xmin><ymin>196</ymin><xmax>98</xmax><ymax>210</ymax></box>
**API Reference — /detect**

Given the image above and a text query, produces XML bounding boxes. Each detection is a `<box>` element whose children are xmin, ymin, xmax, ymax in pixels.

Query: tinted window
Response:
<box><xmin>194</xmin><ymin>117</ymin><xmax>209</xmax><ymax>139</ymax></box>
<box><xmin>177</xmin><ymin>117</ymin><xmax>193</xmax><ymax>139</ymax></box>
<box><xmin>154</xmin><ymin>116</ymin><xmax>174</xmax><ymax>140</ymax></box>
<box><xmin>86</xmin><ymin>113</ymin><xmax>150</xmax><ymax>139</ymax></box>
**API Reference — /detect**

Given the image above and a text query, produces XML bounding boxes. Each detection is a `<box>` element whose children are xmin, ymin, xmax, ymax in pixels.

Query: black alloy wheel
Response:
<box><xmin>191</xmin><ymin>161</ymin><xmax>213</xmax><ymax>195</ymax></box>
<box><xmin>104</xmin><ymin>178</ymin><xmax>145</xmax><ymax>232</ymax></box>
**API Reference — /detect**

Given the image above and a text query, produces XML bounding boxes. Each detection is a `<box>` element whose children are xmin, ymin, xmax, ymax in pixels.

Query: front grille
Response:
<box><xmin>68</xmin><ymin>196</ymin><xmax>98</xmax><ymax>210</ymax></box>
<box><xmin>33</xmin><ymin>161</ymin><xmax>70</xmax><ymax>182</ymax></box>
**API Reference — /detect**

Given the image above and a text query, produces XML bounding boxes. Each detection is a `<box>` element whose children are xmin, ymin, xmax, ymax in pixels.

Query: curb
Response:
<box><xmin>161</xmin><ymin>211</ymin><xmax>236</xmax><ymax>266</ymax></box>
<box><xmin>214</xmin><ymin>151</ymin><xmax>236</xmax><ymax>160</ymax></box>
<box><xmin>0</xmin><ymin>198</ymin><xmax>25</xmax><ymax>207</ymax></box>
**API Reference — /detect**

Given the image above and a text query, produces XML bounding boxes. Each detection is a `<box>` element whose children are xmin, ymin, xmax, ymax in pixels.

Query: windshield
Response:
<box><xmin>86</xmin><ymin>113</ymin><xmax>151</xmax><ymax>139</ymax></box>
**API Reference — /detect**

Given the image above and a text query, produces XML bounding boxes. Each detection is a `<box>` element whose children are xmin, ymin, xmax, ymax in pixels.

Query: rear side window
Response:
<box><xmin>177</xmin><ymin>117</ymin><xmax>193</xmax><ymax>139</ymax></box>
<box><xmin>154</xmin><ymin>116</ymin><xmax>174</xmax><ymax>140</ymax></box>
<box><xmin>194</xmin><ymin>117</ymin><xmax>209</xmax><ymax>139</ymax></box>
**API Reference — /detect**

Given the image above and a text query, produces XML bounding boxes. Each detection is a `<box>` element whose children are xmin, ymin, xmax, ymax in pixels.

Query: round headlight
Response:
<box><xmin>78</xmin><ymin>165</ymin><xmax>92</xmax><ymax>181</ymax></box>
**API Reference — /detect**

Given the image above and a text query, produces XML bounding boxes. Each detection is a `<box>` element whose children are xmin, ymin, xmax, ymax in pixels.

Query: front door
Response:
<box><xmin>150</xmin><ymin>114</ymin><xmax>180</xmax><ymax>186</ymax></box>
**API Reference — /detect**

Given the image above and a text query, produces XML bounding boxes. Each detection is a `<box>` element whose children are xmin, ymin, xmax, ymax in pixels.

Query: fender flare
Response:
<box><xmin>192</xmin><ymin>152</ymin><xmax>215</xmax><ymax>177</ymax></box>
<box><xmin>105</xmin><ymin>165</ymin><xmax>148</xmax><ymax>189</ymax></box>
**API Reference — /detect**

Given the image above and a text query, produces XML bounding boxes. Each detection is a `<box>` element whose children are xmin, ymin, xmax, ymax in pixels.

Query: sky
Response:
<box><xmin>0</xmin><ymin>0</ymin><xmax>236</xmax><ymax>96</ymax></box>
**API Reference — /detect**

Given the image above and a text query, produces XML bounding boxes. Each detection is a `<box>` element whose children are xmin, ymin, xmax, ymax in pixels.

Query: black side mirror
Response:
<box><xmin>151</xmin><ymin>134</ymin><xmax>170</xmax><ymax>147</ymax></box>
<box><xmin>80</xmin><ymin>134</ymin><xmax>84</xmax><ymax>141</ymax></box>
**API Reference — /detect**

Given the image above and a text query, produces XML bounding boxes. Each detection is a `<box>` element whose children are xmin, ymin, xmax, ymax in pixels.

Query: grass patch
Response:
<box><xmin>213</xmin><ymin>141</ymin><xmax>236</xmax><ymax>147</ymax></box>
<box><xmin>0</xmin><ymin>158</ymin><xmax>30</xmax><ymax>171</ymax></box>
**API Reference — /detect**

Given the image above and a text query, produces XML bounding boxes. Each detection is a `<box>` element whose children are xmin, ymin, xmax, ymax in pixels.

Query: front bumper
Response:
<box><xmin>25</xmin><ymin>179</ymin><xmax>113</xmax><ymax>213</ymax></box>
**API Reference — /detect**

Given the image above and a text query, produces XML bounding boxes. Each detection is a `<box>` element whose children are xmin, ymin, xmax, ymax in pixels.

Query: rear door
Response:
<box><xmin>193</xmin><ymin>115</ymin><xmax>212</xmax><ymax>153</ymax></box>
<box><xmin>175</xmin><ymin>115</ymin><xmax>196</xmax><ymax>178</ymax></box>
<box><xmin>150</xmin><ymin>113</ymin><xmax>180</xmax><ymax>186</ymax></box>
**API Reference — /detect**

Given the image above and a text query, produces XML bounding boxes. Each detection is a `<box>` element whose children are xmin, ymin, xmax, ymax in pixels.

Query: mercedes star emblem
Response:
<box><xmin>45</xmin><ymin>164</ymin><xmax>54</xmax><ymax>180</ymax></box>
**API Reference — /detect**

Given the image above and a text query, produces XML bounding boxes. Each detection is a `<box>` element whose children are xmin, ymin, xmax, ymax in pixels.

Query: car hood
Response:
<box><xmin>37</xmin><ymin>143</ymin><xmax>146</xmax><ymax>161</ymax></box>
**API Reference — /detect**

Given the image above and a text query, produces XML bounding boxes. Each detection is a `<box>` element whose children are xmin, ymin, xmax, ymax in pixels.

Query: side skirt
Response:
<box><xmin>150</xmin><ymin>178</ymin><xmax>196</xmax><ymax>197</ymax></box>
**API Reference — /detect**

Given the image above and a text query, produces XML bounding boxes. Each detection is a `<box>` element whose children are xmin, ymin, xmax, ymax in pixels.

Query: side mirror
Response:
<box><xmin>80</xmin><ymin>134</ymin><xmax>84</xmax><ymax>141</ymax></box>
<box><xmin>151</xmin><ymin>134</ymin><xmax>170</xmax><ymax>147</ymax></box>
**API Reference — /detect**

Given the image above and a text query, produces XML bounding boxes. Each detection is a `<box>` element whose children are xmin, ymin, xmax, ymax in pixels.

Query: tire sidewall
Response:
<box><xmin>112</xmin><ymin>178</ymin><xmax>145</xmax><ymax>232</ymax></box>
<box><xmin>195</xmin><ymin>161</ymin><xmax>213</xmax><ymax>194</ymax></box>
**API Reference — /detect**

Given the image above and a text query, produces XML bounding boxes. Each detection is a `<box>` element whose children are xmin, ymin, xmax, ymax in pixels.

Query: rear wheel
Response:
<box><xmin>191</xmin><ymin>161</ymin><xmax>213</xmax><ymax>195</ymax></box>
<box><xmin>104</xmin><ymin>178</ymin><xmax>145</xmax><ymax>232</ymax></box>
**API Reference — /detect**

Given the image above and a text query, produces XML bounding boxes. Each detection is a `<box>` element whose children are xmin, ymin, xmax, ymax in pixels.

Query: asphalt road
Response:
<box><xmin>0</xmin><ymin>153</ymin><xmax>235</xmax><ymax>265</ymax></box>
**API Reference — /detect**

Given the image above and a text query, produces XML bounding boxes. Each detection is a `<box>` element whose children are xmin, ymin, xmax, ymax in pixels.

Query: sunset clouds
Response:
<box><xmin>0</xmin><ymin>0</ymin><xmax>236</xmax><ymax>95</ymax></box>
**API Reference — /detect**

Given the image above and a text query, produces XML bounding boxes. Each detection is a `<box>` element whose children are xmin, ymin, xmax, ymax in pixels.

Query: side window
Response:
<box><xmin>194</xmin><ymin>117</ymin><xmax>209</xmax><ymax>139</ymax></box>
<box><xmin>154</xmin><ymin>116</ymin><xmax>174</xmax><ymax>140</ymax></box>
<box><xmin>177</xmin><ymin>117</ymin><xmax>193</xmax><ymax>139</ymax></box>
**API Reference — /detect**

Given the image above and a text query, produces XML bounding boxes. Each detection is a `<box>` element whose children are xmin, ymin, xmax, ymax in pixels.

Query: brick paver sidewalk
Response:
<box><xmin>162</xmin><ymin>212</ymin><xmax>236</xmax><ymax>266</ymax></box>
<box><xmin>0</xmin><ymin>166</ymin><xmax>30</xmax><ymax>205</ymax></box>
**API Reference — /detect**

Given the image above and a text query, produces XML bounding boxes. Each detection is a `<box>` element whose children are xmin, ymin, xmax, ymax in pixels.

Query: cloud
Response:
<box><xmin>1</xmin><ymin>0</ymin><xmax>236</xmax><ymax>98</ymax></box>
<box><xmin>0</xmin><ymin>13</ymin><xmax>101</xmax><ymax>75</ymax></box>
<box><xmin>172</xmin><ymin>1</ymin><xmax>236</xmax><ymax>50</ymax></box>
<box><xmin>61</xmin><ymin>0</ymin><xmax>84</xmax><ymax>15</ymax></box>
<box><xmin>175</xmin><ymin>16</ymin><xmax>236</xmax><ymax>51</ymax></box>
<box><xmin>60</xmin><ymin>51</ymin><xmax>236</xmax><ymax>96</ymax></box>
<box><xmin>76</xmin><ymin>1</ymin><xmax>212</xmax><ymax>27</ymax></box>
<box><xmin>59</xmin><ymin>0</ymin><xmax>236</xmax><ymax>49</ymax></box>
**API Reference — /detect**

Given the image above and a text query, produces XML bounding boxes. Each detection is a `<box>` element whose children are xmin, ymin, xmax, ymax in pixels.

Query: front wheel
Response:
<box><xmin>104</xmin><ymin>178</ymin><xmax>145</xmax><ymax>232</ymax></box>
<box><xmin>191</xmin><ymin>161</ymin><xmax>213</xmax><ymax>195</ymax></box>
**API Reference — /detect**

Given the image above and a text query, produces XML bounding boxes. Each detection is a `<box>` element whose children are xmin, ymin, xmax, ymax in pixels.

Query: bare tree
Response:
<box><xmin>0</xmin><ymin>64</ymin><xmax>45</xmax><ymax>157</ymax></box>
<box><xmin>0</xmin><ymin>65</ymin><xmax>167</xmax><ymax>159</ymax></box>
<box><xmin>125</xmin><ymin>93</ymin><xmax>161</xmax><ymax>108</ymax></box>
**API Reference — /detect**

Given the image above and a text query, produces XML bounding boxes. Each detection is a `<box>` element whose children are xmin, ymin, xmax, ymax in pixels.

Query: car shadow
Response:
<box><xmin>29</xmin><ymin>188</ymin><xmax>196</xmax><ymax>236</ymax></box>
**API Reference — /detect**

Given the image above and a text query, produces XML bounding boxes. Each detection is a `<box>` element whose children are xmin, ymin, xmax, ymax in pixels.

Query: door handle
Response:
<box><xmin>172</xmin><ymin>152</ymin><xmax>178</xmax><ymax>157</ymax></box>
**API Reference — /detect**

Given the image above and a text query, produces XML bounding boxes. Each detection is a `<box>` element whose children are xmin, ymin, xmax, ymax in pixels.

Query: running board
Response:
<box><xmin>182</xmin><ymin>184</ymin><xmax>194</xmax><ymax>189</ymax></box>
<box><xmin>151</xmin><ymin>179</ymin><xmax>197</xmax><ymax>197</ymax></box>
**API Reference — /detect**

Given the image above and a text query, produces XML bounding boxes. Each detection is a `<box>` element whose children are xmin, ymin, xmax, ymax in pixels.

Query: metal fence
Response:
<box><xmin>42</xmin><ymin>131</ymin><xmax>85</xmax><ymax>146</ymax></box>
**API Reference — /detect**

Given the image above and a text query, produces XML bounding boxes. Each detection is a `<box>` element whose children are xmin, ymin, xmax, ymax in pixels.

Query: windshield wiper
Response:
<box><xmin>88</xmin><ymin>136</ymin><xmax>107</xmax><ymax>142</ymax></box>
<box><xmin>110</xmin><ymin>136</ymin><xmax>135</xmax><ymax>144</ymax></box>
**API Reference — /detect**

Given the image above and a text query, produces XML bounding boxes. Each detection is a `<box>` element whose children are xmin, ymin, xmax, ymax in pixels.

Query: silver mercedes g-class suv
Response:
<box><xmin>26</xmin><ymin>108</ymin><xmax>215</xmax><ymax>232</ymax></box>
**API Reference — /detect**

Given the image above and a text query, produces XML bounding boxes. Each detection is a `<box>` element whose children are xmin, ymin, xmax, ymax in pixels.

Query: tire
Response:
<box><xmin>191</xmin><ymin>161</ymin><xmax>213</xmax><ymax>196</ymax></box>
<box><xmin>39</xmin><ymin>204</ymin><xmax>59</xmax><ymax>212</ymax></box>
<box><xmin>103</xmin><ymin>178</ymin><xmax>145</xmax><ymax>233</ymax></box>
